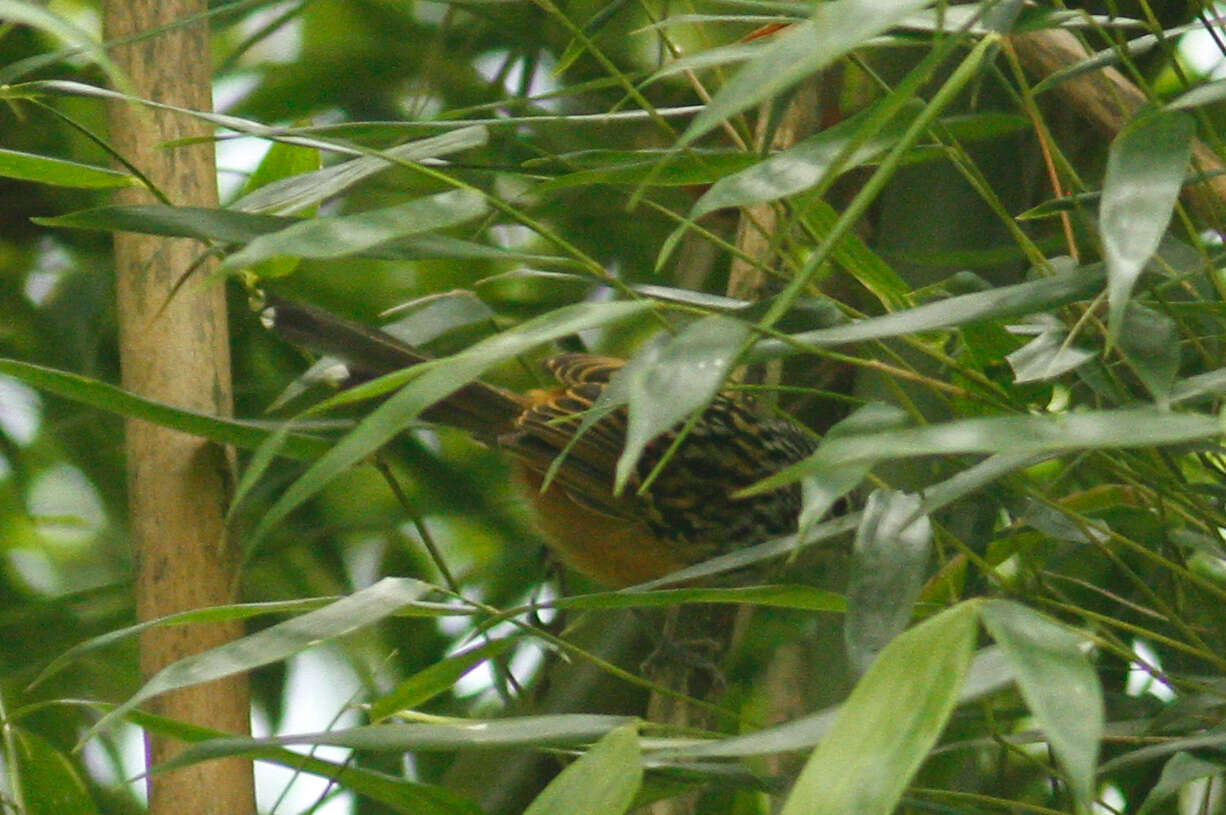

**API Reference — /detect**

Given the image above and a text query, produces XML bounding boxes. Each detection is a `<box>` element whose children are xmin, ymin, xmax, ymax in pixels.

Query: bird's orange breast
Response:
<box><xmin>514</xmin><ymin>466</ymin><xmax>690</xmax><ymax>587</ymax></box>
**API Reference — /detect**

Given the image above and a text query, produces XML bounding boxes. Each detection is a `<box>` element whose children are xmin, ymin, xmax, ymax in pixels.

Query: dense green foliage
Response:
<box><xmin>4</xmin><ymin>0</ymin><xmax>1226</xmax><ymax>813</ymax></box>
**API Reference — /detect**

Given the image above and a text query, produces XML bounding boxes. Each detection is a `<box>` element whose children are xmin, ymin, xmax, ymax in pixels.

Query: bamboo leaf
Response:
<box><xmin>678</xmin><ymin>0</ymin><xmax>935</xmax><ymax>148</ymax></box>
<box><xmin>779</xmin><ymin>601</ymin><xmax>978</xmax><ymax>815</ymax></box>
<box><xmin>1100</xmin><ymin>110</ymin><xmax>1194</xmax><ymax>337</ymax></box>
<box><xmin>845</xmin><ymin>490</ymin><xmax>932</xmax><ymax>674</ymax></box>
<box><xmin>980</xmin><ymin>600</ymin><xmax>1103</xmax><ymax>807</ymax></box>
<box><xmin>523</xmin><ymin>724</ymin><xmax>642</xmax><ymax>815</ymax></box>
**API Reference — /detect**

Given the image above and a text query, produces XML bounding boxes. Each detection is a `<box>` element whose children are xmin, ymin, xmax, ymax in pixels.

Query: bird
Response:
<box><xmin>261</xmin><ymin>294</ymin><xmax>818</xmax><ymax>587</ymax></box>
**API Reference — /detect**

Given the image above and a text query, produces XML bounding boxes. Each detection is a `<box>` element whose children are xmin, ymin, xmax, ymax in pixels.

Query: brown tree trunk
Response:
<box><xmin>103</xmin><ymin>3</ymin><xmax>255</xmax><ymax>813</ymax></box>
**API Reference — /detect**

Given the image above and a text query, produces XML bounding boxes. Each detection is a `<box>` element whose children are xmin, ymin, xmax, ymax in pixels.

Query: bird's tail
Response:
<box><xmin>259</xmin><ymin>293</ymin><xmax>526</xmax><ymax>441</ymax></box>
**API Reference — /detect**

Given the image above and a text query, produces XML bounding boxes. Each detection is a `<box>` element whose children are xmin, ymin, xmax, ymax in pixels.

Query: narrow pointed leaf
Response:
<box><xmin>798</xmin><ymin>403</ymin><xmax>909</xmax><ymax>528</ymax></box>
<box><xmin>1167</xmin><ymin>78</ymin><xmax>1226</xmax><ymax>110</ymax></box>
<box><xmin>1005</xmin><ymin>314</ymin><xmax>1095</xmax><ymax>383</ymax></box>
<box><xmin>217</xmin><ymin>189</ymin><xmax>487</xmax><ymax>275</ymax></box>
<box><xmin>87</xmin><ymin>577</ymin><xmax>433</xmax><ymax>738</ymax></box>
<box><xmin>691</xmin><ymin>101</ymin><xmax>923</xmax><ymax>218</ymax></box>
<box><xmin>33</xmin><ymin>597</ymin><xmax>349</xmax><ymax>687</ymax></box>
<box><xmin>751</xmin><ymin>263</ymin><xmax>1107</xmax><ymax>358</ymax></box>
<box><xmin>779</xmin><ymin>601</ymin><xmax>978</xmax><ymax>815</ymax></box>
<box><xmin>0</xmin><ymin>147</ymin><xmax>135</xmax><ymax>188</ymax></box>
<box><xmin>39</xmin><ymin>205</ymin><xmax>569</xmax><ymax>264</ymax></box>
<box><xmin>740</xmin><ymin>407</ymin><xmax>1219</xmax><ymax>495</ymax></box>
<box><xmin>232</xmin><ymin>126</ymin><xmax>488</xmax><ymax>215</ymax></box>
<box><xmin>1100</xmin><ymin>110</ymin><xmax>1194</xmax><ymax>336</ymax></box>
<box><xmin>679</xmin><ymin>0</ymin><xmax>935</xmax><ymax>148</ymax></box>
<box><xmin>369</xmin><ymin>638</ymin><xmax>518</xmax><ymax>721</ymax></box>
<box><xmin>523</xmin><ymin>724</ymin><xmax>642</xmax><ymax>815</ymax></box>
<box><xmin>655</xmin><ymin>645</ymin><xmax>1013</xmax><ymax>761</ymax></box>
<box><xmin>37</xmin><ymin>205</ymin><xmax>294</xmax><ymax>243</ymax></box>
<box><xmin>616</xmin><ymin>315</ymin><xmax>750</xmax><ymax>492</ymax></box>
<box><xmin>1137</xmin><ymin>752</ymin><xmax>1225</xmax><ymax>815</ymax></box>
<box><xmin>10</xmin><ymin>729</ymin><xmax>99</xmax><ymax>815</ymax></box>
<box><xmin>130</xmin><ymin>709</ymin><xmax>486</xmax><ymax>815</ymax></box>
<box><xmin>0</xmin><ymin>3</ymin><xmax>126</xmax><ymax>88</ymax></box>
<box><xmin>845</xmin><ymin>490</ymin><xmax>933</xmax><ymax>674</ymax></box>
<box><xmin>0</xmin><ymin>358</ymin><xmax>328</xmax><ymax>460</ymax></box>
<box><xmin>1116</xmin><ymin>302</ymin><xmax>1180</xmax><ymax>404</ymax></box>
<box><xmin>154</xmin><ymin>715</ymin><xmax>635</xmax><ymax>771</ymax></box>
<box><xmin>980</xmin><ymin>600</ymin><xmax>1102</xmax><ymax>807</ymax></box>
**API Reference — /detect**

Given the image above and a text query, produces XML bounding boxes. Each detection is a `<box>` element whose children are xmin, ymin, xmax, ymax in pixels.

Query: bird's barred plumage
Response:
<box><xmin>262</xmin><ymin>294</ymin><xmax>817</xmax><ymax>584</ymax></box>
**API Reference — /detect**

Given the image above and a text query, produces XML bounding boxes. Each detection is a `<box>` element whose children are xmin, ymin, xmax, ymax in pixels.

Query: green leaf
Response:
<box><xmin>740</xmin><ymin>407</ymin><xmax>1218</xmax><ymax>494</ymax></box>
<box><xmin>616</xmin><ymin>315</ymin><xmax>751</xmax><ymax>493</ymax></box>
<box><xmin>532</xmin><ymin>149</ymin><xmax>759</xmax><ymax>191</ymax></box>
<box><xmin>547</xmin><ymin>585</ymin><xmax>846</xmax><ymax>613</ymax></box>
<box><xmin>1005</xmin><ymin>314</ymin><xmax>1095</xmax><ymax>383</ymax></box>
<box><xmin>693</xmin><ymin>110</ymin><xmax>1024</xmax><ymax>217</ymax></box>
<box><xmin>369</xmin><ymin>638</ymin><xmax>517</xmax><ymax>721</ymax></box>
<box><xmin>799</xmin><ymin>196</ymin><xmax>912</xmax><ymax>310</ymax></box>
<box><xmin>651</xmin><ymin>453</ymin><xmax>1048</xmax><ymax>587</ymax></box>
<box><xmin>86</xmin><ymin>577</ymin><xmax>435</xmax><ymax>739</ymax></box>
<box><xmin>1137</xmin><ymin>752</ymin><xmax>1225</xmax><ymax>815</ymax></box>
<box><xmin>231</xmin><ymin>126</ymin><xmax>488</xmax><ymax>215</ymax></box>
<box><xmin>692</xmin><ymin>100</ymin><xmax>924</xmax><ymax>219</ymax></box>
<box><xmin>0</xmin><ymin>358</ymin><xmax>329</xmax><ymax>460</ymax></box>
<box><xmin>979</xmin><ymin>600</ymin><xmax>1103</xmax><ymax>807</ymax></box>
<box><xmin>648</xmin><ymin>39</ymin><xmax>770</xmax><ymax>80</ymax></box>
<box><xmin>524</xmin><ymin>724</ymin><xmax>642</xmax><ymax>815</ymax></box>
<box><xmin>678</xmin><ymin>0</ymin><xmax>935</xmax><ymax>148</ymax></box>
<box><xmin>249</xmin><ymin>300</ymin><xmax>653</xmax><ymax>551</ymax></box>
<box><xmin>779</xmin><ymin>601</ymin><xmax>978</xmax><ymax>815</ymax></box>
<box><xmin>217</xmin><ymin>189</ymin><xmax>488</xmax><ymax>275</ymax></box>
<box><xmin>0</xmin><ymin>147</ymin><xmax>135</xmax><ymax>188</ymax></box>
<box><xmin>1100</xmin><ymin>109</ymin><xmax>1194</xmax><ymax>337</ymax></box>
<box><xmin>0</xmin><ymin>2</ymin><xmax>128</xmax><ymax>89</ymax></box>
<box><xmin>38</xmin><ymin>204</ymin><xmax>572</xmax><ymax>265</ymax></box>
<box><xmin>798</xmin><ymin>403</ymin><xmax>909</xmax><ymax>529</ymax></box>
<box><xmin>751</xmin><ymin>263</ymin><xmax>1107</xmax><ymax>359</ymax></box>
<box><xmin>130</xmin><ymin>709</ymin><xmax>486</xmax><ymax>815</ymax></box>
<box><xmin>33</xmin><ymin>597</ymin><xmax>361</xmax><ymax>688</ymax></box>
<box><xmin>655</xmin><ymin>645</ymin><xmax>1013</xmax><ymax>761</ymax></box>
<box><xmin>154</xmin><ymin>715</ymin><xmax>635</xmax><ymax>772</ymax></box>
<box><xmin>37</xmin><ymin>204</ymin><xmax>294</xmax><ymax>242</ymax></box>
<box><xmin>1116</xmin><ymin>302</ymin><xmax>1180</xmax><ymax>405</ymax></box>
<box><xmin>474</xmin><ymin>269</ymin><xmax>596</xmax><ymax>308</ymax></box>
<box><xmin>1100</xmin><ymin>731</ymin><xmax>1226</xmax><ymax>774</ymax></box>
<box><xmin>845</xmin><ymin>490</ymin><xmax>933</xmax><ymax>674</ymax></box>
<box><xmin>237</xmin><ymin>136</ymin><xmax>321</xmax><ymax>208</ymax></box>
<box><xmin>1167</xmin><ymin>77</ymin><xmax>1226</xmax><ymax>111</ymax></box>
<box><xmin>384</xmin><ymin>290</ymin><xmax>493</xmax><ymax>334</ymax></box>
<box><xmin>234</xmin><ymin>137</ymin><xmax>322</xmax><ymax>278</ymax></box>
<box><xmin>1171</xmin><ymin>365</ymin><xmax>1226</xmax><ymax>404</ymax></box>
<box><xmin>9</xmin><ymin>728</ymin><xmax>100</xmax><ymax>815</ymax></box>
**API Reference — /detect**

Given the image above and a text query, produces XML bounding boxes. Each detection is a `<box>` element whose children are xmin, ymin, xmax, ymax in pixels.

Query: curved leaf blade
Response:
<box><xmin>86</xmin><ymin>577</ymin><xmax>434</xmax><ymax>739</ymax></box>
<box><xmin>679</xmin><ymin>0</ymin><xmax>935</xmax><ymax>148</ymax></box>
<box><xmin>232</xmin><ymin>126</ymin><xmax>488</xmax><ymax>215</ymax></box>
<box><xmin>1100</xmin><ymin>110</ymin><xmax>1194</xmax><ymax>336</ymax></box>
<box><xmin>11</xmin><ymin>728</ymin><xmax>100</xmax><ymax>815</ymax></box>
<box><xmin>616</xmin><ymin>315</ymin><xmax>750</xmax><ymax>493</ymax></box>
<box><xmin>741</xmin><ymin>407</ymin><xmax>1219</xmax><ymax>495</ymax></box>
<box><xmin>845</xmin><ymin>490</ymin><xmax>933</xmax><ymax>674</ymax></box>
<box><xmin>0</xmin><ymin>147</ymin><xmax>135</xmax><ymax>188</ymax></box>
<box><xmin>779</xmin><ymin>601</ymin><xmax>978</xmax><ymax>815</ymax></box>
<box><xmin>217</xmin><ymin>189</ymin><xmax>487</xmax><ymax>275</ymax></box>
<box><xmin>980</xmin><ymin>600</ymin><xmax>1103</xmax><ymax>807</ymax></box>
<box><xmin>0</xmin><ymin>358</ymin><xmax>328</xmax><ymax>460</ymax></box>
<box><xmin>523</xmin><ymin>724</ymin><xmax>642</xmax><ymax>815</ymax></box>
